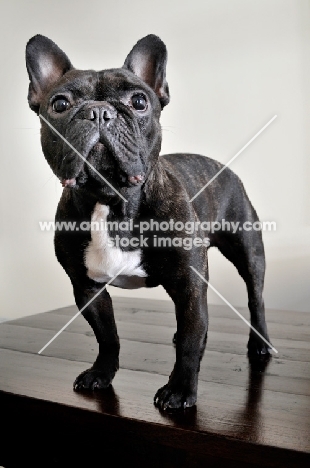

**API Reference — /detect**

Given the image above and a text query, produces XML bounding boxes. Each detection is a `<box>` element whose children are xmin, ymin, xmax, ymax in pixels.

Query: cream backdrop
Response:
<box><xmin>1</xmin><ymin>0</ymin><xmax>309</xmax><ymax>319</ymax></box>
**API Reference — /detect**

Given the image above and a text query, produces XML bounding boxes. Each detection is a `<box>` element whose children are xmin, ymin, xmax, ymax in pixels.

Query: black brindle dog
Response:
<box><xmin>26</xmin><ymin>34</ymin><xmax>272</xmax><ymax>410</ymax></box>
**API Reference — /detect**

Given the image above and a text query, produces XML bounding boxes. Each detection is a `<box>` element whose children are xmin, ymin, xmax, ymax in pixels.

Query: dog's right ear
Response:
<box><xmin>26</xmin><ymin>35</ymin><xmax>73</xmax><ymax>114</ymax></box>
<box><xmin>123</xmin><ymin>35</ymin><xmax>170</xmax><ymax>109</ymax></box>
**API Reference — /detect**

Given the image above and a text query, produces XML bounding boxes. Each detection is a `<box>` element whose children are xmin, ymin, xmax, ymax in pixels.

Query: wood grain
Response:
<box><xmin>0</xmin><ymin>298</ymin><xmax>309</xmax><ymax>467</ymax></box>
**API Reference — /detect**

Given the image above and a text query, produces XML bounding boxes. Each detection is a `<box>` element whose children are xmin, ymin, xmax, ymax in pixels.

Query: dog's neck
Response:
<box><xmin>74</xmin><ymin>157</ymin><xmax>172</xmax><ymax>220</ymax></box>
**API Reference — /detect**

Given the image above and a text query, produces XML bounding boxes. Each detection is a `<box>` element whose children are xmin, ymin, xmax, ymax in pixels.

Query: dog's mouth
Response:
<box><xmin>59</xmin><ymin>141</ymin><xmax>145</xmax><ymax>190</ymax></box>
<box><xmin>60</xmin><ymin>173</ymin><xmax>145</xmax><ymax>188</ymax></box>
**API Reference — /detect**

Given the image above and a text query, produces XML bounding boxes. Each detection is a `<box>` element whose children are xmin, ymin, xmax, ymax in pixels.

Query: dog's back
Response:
<box><xmin>160</xmin><ymin>153</ymin><xmax>256</xmax><ymax>234</ymax></box>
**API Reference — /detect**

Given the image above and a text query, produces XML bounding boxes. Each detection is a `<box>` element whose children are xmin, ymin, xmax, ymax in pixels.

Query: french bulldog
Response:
<box><xmin>26</xmin><ymin>34</ymin><xmax>272</xmax><ymax>410</ymax></box>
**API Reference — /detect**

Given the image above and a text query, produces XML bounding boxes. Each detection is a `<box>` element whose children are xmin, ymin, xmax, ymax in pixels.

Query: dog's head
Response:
<box><xmin>26</xmin><ymin>34</ymin><xmax>169</xmax><ymax>199</ymax></box>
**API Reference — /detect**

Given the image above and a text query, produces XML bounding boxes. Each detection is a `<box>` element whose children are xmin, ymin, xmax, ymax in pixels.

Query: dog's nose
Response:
<box><xmin>82</xmin><ymin>102</ymin><xmax>117</xmax><ymax>122</ymax></box>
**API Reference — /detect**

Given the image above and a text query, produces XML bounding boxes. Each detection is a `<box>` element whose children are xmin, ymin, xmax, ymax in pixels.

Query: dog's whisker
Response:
<box><xmin>40</xmin><ymin>174</ymin><xmax>59</xmax><ymax>189</ymax></box>
<box><xmin>161</xmin><ymin>128</ymin><xmax>177</xmax><ymax>135</ymax></box>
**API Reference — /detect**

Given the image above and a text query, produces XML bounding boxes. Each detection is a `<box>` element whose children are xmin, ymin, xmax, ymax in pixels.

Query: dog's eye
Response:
<box><xmin>52</xmin><ymin>98</ymin><xmax>71</xmax><ymax>113</ymax></box>
<box><xmin>131</xmin><ymin>95</ymin><xmax>147</xmax><ymax>111</ymax></box>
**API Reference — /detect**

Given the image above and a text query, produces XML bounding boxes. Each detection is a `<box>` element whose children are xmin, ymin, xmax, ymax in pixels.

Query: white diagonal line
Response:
<box><xmin>39</xmin><ymin>114</ymin><xmax>128</xmax><ymax>203</ymax></box>
<box><xmin>190</xmin><ymin>266</ymin><xmax>278</xmax><ymax>353</ymax></box>
<box><xmin>189</xmin><ymin>115</ymin><xmax>277</xmax><ymax>202</ymax></box>
<box><xmin>38</xmin><ymin>266</ymin><xmax>127</xmax><ymax>354</ymax></box>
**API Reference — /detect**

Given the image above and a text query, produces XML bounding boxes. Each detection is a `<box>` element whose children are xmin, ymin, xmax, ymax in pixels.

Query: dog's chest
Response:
<box><xmin>84</xmin><ymin>203</ymin><xmax>147</xmax><ymax>289</ymax></box>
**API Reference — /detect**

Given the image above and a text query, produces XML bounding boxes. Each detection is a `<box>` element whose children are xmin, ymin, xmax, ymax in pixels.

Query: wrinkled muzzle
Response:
<box><xmin>58</xmin><ymin>101</ymin><xmax>146</xmax><ymax>187</ymax></box>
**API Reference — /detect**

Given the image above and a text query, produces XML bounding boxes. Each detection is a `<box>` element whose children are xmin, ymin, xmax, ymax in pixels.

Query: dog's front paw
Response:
<box><xmin>154</xmin><ymin>383</ymin><xmax>197</xmax><ymax>411</ymax></box>
<box><xmin>73</xmin><ymin>368</ymin><xmax>113</xmax><ymax>391</ymax></box>
<box><xmin>247</xmin><ymin>332</ymin><xmax>272</xmax><ymax>361</ymax></box>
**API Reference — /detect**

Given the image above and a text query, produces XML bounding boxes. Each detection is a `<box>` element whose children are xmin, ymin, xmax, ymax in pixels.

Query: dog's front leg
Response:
<box><xmin>73</xmin><ymin>285</ymin><xmax>120</xmax><ymax>391</ymax></box>
<box><xmin>154</xmin><ymin>277</ymin><xmax>208</xmax><ymax>410</ymax></box>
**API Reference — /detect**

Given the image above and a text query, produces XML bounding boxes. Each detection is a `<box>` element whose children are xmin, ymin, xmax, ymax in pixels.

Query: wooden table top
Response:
<box><xmin>0</xmin><ymin>297</ymin><xmax>309</xmax><ymax>467</ymax></box>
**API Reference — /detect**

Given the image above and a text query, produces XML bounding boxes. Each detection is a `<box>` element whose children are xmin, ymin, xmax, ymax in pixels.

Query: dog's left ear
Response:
<box><xmin>26</xmin><ymin>35</ymin><xmax>73</xmax><ymax>114</ymax></box>
<box><xmin>123</xmin><ymin>35</ymin><xmax>170</xmax><ymax>109</ymax></box>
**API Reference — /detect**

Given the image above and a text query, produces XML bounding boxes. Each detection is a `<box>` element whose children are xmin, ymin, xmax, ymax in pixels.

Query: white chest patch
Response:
<box><xmin>84</xmin><ymin>203</ymin><xmax>147</xmax><ymax>289</ymax></box>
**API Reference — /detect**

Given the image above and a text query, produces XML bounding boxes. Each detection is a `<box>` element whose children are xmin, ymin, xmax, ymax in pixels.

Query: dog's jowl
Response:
<box><xmin>26</xmin><ymin>34</ymin><xmax>272</xmax><ymax>410</ymax></box>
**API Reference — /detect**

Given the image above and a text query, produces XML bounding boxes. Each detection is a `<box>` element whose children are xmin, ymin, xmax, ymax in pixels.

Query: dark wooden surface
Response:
<box><xmin>0</xmin><ymin>297</ymin><xmax>309</xmax><ymax>467</ymax></box>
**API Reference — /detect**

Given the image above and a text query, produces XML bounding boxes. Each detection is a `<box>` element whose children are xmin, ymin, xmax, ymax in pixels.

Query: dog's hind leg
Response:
<box><xmin>212</xmin><ymin>226</ymin><xmax>272</xmax><ymax>360</ymax></box>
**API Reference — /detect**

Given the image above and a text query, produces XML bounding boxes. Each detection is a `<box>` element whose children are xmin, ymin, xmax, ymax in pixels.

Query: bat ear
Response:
<box><xmin>26</xmin><ymin>35</ymin><xmax>73</xmax><ymax>114</ymax></box>
<box><xmin>123</xmin><ymin>34</ymin><xmax>170</xmax><ymax>109</ymax></box>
